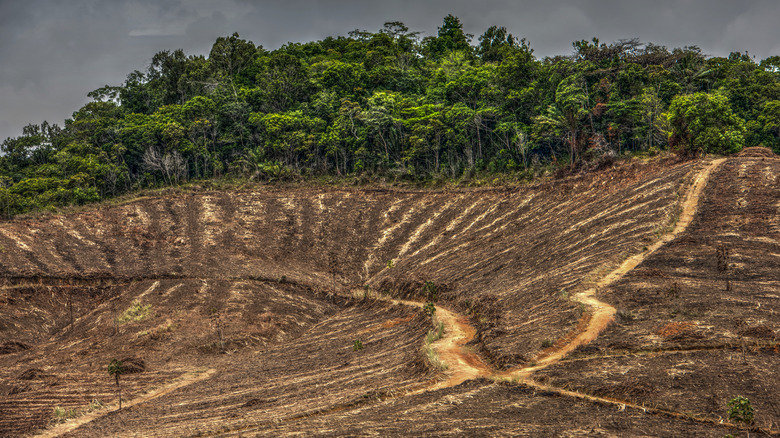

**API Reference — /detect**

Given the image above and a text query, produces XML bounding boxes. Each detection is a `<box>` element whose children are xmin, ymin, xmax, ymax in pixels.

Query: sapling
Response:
<box><xmin>353</xmin><ymin>339</ymin><xmax>364</xmax><ymax>369</ymax></box>
<box><xmin>209</xmin><ymin>308</ymin><xmax>225</xmax><ymax>353</ymax></box>
<box><xmin>107</xmin><ymin>359</ymin><xmax>125</xmax><ymax>410</ymax></box>
<box><xmin>728</xmin><ymin>396</ymin><xmax>754</xmax><ymax>432</ymax></box>
<box><xmin>423</xmin><ymin>281</ymin><xmax>438</xmax><ymax>301</ymax></box>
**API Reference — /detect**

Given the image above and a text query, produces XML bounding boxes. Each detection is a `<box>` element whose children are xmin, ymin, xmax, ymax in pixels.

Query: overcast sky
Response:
<box><xmin>2</xmin><ymin>0</ymin><xmax>780</xmax><ymax>142</ymax></box>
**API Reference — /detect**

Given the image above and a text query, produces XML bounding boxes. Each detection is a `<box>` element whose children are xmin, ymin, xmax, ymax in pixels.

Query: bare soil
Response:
<box><xmin>1</xmin><ymin>155</ymin><xmax>776</xmax><ymax>436</ymax></box>
<box><xmin>538</xmin><ymin>155</ymin><xmax>780</xmax><ymax>432</ymax></box>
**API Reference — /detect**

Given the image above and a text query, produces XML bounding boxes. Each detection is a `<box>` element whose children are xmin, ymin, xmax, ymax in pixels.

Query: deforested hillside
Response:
<box><xmin>538</xmin><ymin>152</ymin><xmax>780</xmax><ymax>429</ymax></box>
<box><xmin>1</xmin><ymin>158</ymin><xmax>692</xmax><ymax>364</ymax></box>
<box><xmin>1</xmin><ymin>155</ymin><xmax>778</xmax><ymax>437</ymax></box>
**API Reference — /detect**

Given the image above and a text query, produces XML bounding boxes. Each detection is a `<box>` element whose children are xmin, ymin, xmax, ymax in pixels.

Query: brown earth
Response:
<box><xmin>0</xmin><ymin>155</ymin><xmax>776</xmax><ymax>436</ymax></box>
<box><xmin>538</xmin><ymin>155</ymin><xmax>780</xmax><ymax>433</ymax></box>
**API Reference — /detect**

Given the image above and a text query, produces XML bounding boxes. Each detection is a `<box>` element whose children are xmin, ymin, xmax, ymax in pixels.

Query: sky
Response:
<box><xmin>2</xmin><ymin>0</ymin><xmax>780</xmax><ymax>142</ymax></box>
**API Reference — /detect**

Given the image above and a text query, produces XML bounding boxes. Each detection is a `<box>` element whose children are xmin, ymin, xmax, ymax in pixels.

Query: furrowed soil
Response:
<box><xmin>1</xmin><ymin>154</ymin><xmax>776</xmax><ymax>436</ymax></box>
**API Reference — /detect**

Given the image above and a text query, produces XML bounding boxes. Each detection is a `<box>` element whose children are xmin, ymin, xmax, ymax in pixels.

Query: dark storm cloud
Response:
<box><xmin>2</xmin><ymin>0</ymin><xmax>780</xmax><ymax>142</ymax></box>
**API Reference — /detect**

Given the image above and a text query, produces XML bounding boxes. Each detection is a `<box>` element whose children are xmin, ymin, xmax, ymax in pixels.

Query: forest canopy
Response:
<box><xmin>2</xmin><ymin>15</ymin><xmax>778</xmax><ymax>216</ymax></box>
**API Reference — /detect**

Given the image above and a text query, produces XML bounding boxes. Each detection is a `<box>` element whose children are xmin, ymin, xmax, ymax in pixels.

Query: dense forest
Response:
<box><xmin>2</xmin><ymin>15</ymin><xmax>779</xmax><ymax>216</ymax></box>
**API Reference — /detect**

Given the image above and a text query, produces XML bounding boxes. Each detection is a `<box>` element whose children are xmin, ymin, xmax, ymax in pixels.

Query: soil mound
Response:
<box><xmin>738</xmin><ymin>325</ymin><xmax>777</xmax><ymax>339</ymax></box>
<box><xmin>737</xmin><ymin>146</ymin><xmax>776</xmax><ymax>157</ymax></box>
<box><xmin>18</xmin><ymin>368</ymin><xmax>51</xmax><ymax>380</ymax></box>
<box><xmin>0</xmin><ymin>341</ymin><xmax>30</xmax><ymax>354</ymax></box>
<box><xmin>119</xmin><ymin>357</ymin><xmax>146</xmax><ymax>374</ymax></box>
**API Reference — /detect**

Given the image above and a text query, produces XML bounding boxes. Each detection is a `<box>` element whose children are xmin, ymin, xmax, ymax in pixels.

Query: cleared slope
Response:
<box><xmin>1</xmin><ymin>157</ymin><xmax>696</xmax><ymax>366</ymax></box>
<box><xmin>0</xmin><ymin>156</ymin><xmax>713</xmax><ymax>436</ymax></box>
<box><xmin>537</xmin><ymin>155</ymin><xmax>780</xmax><ymax>431</ymax></box>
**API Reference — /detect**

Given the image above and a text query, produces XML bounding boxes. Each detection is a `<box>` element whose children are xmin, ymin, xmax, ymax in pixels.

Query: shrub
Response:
<box><xmin>53</xmin><ymin>406</ymin><xmax>77</xmax><ymax>422</ymax></box>
<box><xmin>727</xmin><ymin>395</ymin><xmax>754</xmax><ymax>427</ymax></box>
<box><xmin>116</xmin><ymin>300</ymin><xmax>151</xmax><ymax>324</ymax></box>
<box><xmin>426</xmin><ymin>321</ymin><xmax>445</xmax><ymax>344</ymax></box>
<box><xmin>423</xmin><ymin>302</ymin><xmax>436</xmax><ymax>317</ymax></box>
<box><xmin>422</xmin><ymin>281</ymin><xmax>438</xmax><ymax>301</ymax></box>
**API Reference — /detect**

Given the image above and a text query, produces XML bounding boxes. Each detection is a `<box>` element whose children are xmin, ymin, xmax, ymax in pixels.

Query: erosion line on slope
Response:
<box><xmin>556</xmin><ymin>340</ymin><xmax>780</xmax><ymax>363</ymax></box>
<box><xmin>519</xmin><ymin>379</ymin><xmax>777</xmax><ymax>436</ymax></box>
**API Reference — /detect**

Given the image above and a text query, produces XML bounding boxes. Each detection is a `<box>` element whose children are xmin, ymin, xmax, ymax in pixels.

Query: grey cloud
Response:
<box><xmin>2</xmin><ymin>0</ymin><xmax>780</xmax><ymax>142</ymax></box>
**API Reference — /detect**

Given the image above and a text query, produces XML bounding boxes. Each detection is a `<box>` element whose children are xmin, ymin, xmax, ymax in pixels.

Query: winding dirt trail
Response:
<box><xmin>393</xmin><ymin>299</ymin><xmax>492</xmax><ymax>390</ymax></box>
<box><xmin>36</xmin><ymin>368</ymin><xmax>217</xmax><ymax>438</ymax></box>
<box><xmin>409</xmin><ymin>158</ymin><xmax>726</xmax><ymax>386</ymax></box>
<box><xmin>27</xmin><ymin>158</ymin><xmax>727</xmax><ymax>436</ymax></box>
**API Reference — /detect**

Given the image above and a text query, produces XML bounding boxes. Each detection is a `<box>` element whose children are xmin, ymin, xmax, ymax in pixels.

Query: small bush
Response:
<box><xmin>53</xmin><ymin>406</ymin><xmax>77</xmax><ymax>422</ymax></box>
<box><xmin>422</xmin><ymin>281</ymin><xmax>438</xmax><ymax>301</ymax></box>
<box><xmin>541</xmin><ymin>339</ymin><xmax>554</xmax><ymax>348</ymax></box>
<box><xmin>426</xmin><ymin>321</ymin><xmax>445</xmax><ymax>344</ymax></box>
<box><xmin>88</xmin><ymin>399</ymin><xmax>104</xmax><ymax>411</ymax></box>
<box><xmin>423</xmin><ymin>302</ymin><xmax>436</xmax><ymax>317</ymax></box>
<box><xmin>116</xmin><ymin>301</ymin><xmax>151</xmax><ymax>324</ymax></box>
<box><xmin>424</xmin><ymin>344</ymin><xmax>448</xmax><ymax>370</ymax></box>
<box><xmin>616</xmin><ymin>309</ymin><xmax>636</xmax><ymax>322</ymax></box>
<box><xmin>727</xmin><ymin>395</ymin><xmax>754</xmax><ymax>426</ymax></box>
<box><xmin>423</xmin><ymin>318</ymin><xmax>446</xmax><ymax>370</ymax></box>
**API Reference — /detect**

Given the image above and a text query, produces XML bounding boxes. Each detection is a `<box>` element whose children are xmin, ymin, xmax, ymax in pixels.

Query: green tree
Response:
<box><xmin>107</xmin><ymin>359</ymin><xmax>125</xmax><ymax>410</ymax></box>
<box><xmin>477</xmin><ymin>26</ymin><xmax>525</xmax><ymax>63</ymax></box>
<box><xmin>423</xmin><ymin>14</ymin><xmax>472</xmax><ymax>59</ymax></box>
<box><xmin>667</xmin><ymin>92</ymin><xmax>746</xmax><ymax>155</ymax></box>
<box><xmin>209</xmin><ymin>33</ymin><xmax>259</xmax><ymax>98</ymax></box>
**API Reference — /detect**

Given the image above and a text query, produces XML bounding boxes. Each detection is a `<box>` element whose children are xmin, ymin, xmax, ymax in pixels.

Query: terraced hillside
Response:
<box><xmin>1</xmin><ymin>155</ymin><xmax>775</xmax><ymax>437</ymax></box>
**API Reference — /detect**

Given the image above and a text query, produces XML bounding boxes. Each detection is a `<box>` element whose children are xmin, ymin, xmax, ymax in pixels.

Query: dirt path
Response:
<box><xmin>504</xmin><ymin>157</ymin><xmax>725</xmax><ymax>380</ymax></box>
<box><xmin>35</xmin><ymin>368</ymin><xmax>217</xmax><ymax>438</ymax></box>
<box><xmin>395</xmin><ymin>158</ymin><xmax>726</xmax><ymax>388</ymax></box>
<box><xmin>20</xmin><ymin>158</ymin><xmax>728</xmax><ymax>436</ymax></box>
<box><xmin>393</xmin><ymin>299</ymin><xmax>492</xmax><ymax>390</ymax></box>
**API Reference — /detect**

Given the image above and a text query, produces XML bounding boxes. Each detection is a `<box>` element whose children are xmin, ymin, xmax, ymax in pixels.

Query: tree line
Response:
<box><xmin>2</xmin><ymin>15</ymin><xmax>778</xmax><ymax>217</ymax></box>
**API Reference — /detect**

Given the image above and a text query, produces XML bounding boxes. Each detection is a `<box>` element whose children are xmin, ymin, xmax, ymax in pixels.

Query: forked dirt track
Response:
<box><xmin>508</xmin><ymin>157</ymin><xmax>727</xmax><ymax>378</ymax></box>
<box><xmin>222</xmin><ymin>156</ymin><xmax>745</xmax><ymax>437</ymax></box>
<box><xmin>400</xmin><ymin>159</ymin><xmax>731</xmax><ymax>409</ymax></box>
